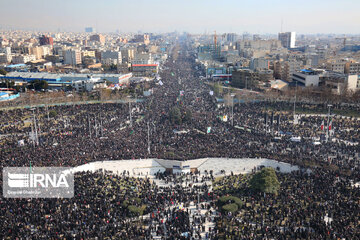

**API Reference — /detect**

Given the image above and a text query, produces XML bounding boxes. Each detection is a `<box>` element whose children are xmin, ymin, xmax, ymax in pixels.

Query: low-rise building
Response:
<box><xmin>12</xmin><ymin>54</ymin><xmax>36</xmax><ymax>64</ymax></box>
<box><xmin>231</xmin><ymin>69</ymin><xmax>259</xmax><ymax>89</ymax></box>
<box><xmin>292</xmin><ymin>69</ymin><xmax>320</xmax><ymax>87</ymax></box>
<box><xmin>101</xmin><ymin>50</ymin><xmax>122</xmax><ymax>65</ymax></box>
<box><xmin>345</xmin><ymin>62</ymin><xmax>360</xmax><ymax>75</ymax></box>
<box><xmin>131</xmin><ymin>64</ymin><xmax>158</xmax><ymax>77</ymax></box>
<box><xmin>0</xmin><ymin>53</ymin><xmax>12</xmax><ymax>63</ymax></box>
<box><xmin>326</xmin><ymin>60</ymin><xmax>346</xmax><ymax>73</ymax></box>
<box><xmin>320</xmin><ymin>71</ymin><xmax>358</xmax><ymax>95</ymax></box>
<box><xmin>71</xmin><ymin>77</ymin><xmax>107</xmax><ymax>92</ymax></box>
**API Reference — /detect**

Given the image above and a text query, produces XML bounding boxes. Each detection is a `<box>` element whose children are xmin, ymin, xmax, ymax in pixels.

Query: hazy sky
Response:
<box><xmin>1</xmin><ymin>0</ymin><xmax>359</xmax><ymax>34</ymax></box>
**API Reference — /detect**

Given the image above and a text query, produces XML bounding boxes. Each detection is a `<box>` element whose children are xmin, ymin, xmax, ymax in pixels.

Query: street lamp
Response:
<box><xmin>231</xmin><ymin>94</ymin><xmax>235</xmax><ymax>126</ymax></box>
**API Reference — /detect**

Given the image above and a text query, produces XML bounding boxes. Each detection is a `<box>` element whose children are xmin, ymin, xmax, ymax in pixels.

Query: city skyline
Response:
<box><xmin>0</xmin><ymin>0</ymin><xmax>360</xmax><ymax>34</ymax></box>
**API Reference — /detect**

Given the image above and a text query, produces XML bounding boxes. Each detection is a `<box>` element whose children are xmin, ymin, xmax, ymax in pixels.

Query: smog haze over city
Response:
<box><xmin>0</xmin><ymin>0</ymin><xmax>360</xmax><ymax>239</ymax></box>
<box><xmin>1</xmin><ymin>0</ymin><xmax>360</xmax><ymax>34</ymax></box>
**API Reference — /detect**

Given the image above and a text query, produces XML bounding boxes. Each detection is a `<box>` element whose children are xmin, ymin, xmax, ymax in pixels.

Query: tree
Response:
<box><xmin>183</xmin><ymin>109</ymin><xmax>192</xmax><ymax>122</ymax></box>
<box><xmin>213</xmin><ymin>82</ymin><xmax>223</xmax><ymax>96</ymax></box>
<box><xmin>49</xmin><ymin>110</ymin><xmax>57</xmax><ymax>118</ymax></box>
<box><xmin>0</xmin><ymin>79</ymin><xmax>15</xmax><ymax>88</ymax></box>
<box><xmin>128</xmin><ymin>205</ymin><xmax>147</xmax><ymax>216</ymax></box>
<box><xmin>0</xmin><ymin>68</ymin><xmax>7</xmax><ymax>75</ymax></box>
<box><xmin>217</xmin><ymin>196</ymin><xmax>243</xmax><ymax>214</ymax></box>
<box><xmin>29</xmin><ymin>80</ymin><xmax>48</xmax><ymax>90</ymax></box>
<box><xmin>250</xmin><ymin>167</ymin><xmax>280</xmax><ymax>194</ymax></box>
<box><xmin>169</xmin><ymin>106</ymin><xmax>182</xmax><ymax>125</ymax></box>
<box><xmin>65</xmin><ymin>85</ymin><xmax>73</xmax><ymax>91</ymax></box>
<box><xmin>39</xmin><ymin>80</ymin><xmax>48</xmax><ymax>90</ymax></box>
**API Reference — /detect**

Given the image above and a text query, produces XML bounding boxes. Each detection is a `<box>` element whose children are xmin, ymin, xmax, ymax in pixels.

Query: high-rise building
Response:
<box><xmin>39</xmin><ymin>35</ymin><xmax>54</xmax><ymax>46</ymax></box>
<box><xmin>89</xmin><ymin>34</ymin><xmax>105</xmax><ymax>44</ymax></box>
<box><xmin>278</xmin><ymin>32</ymin><xmax>296</xmax><ymax>49</ymax></box>
<box><xmin>64</xmin><ymin>49</ymin><xmax>82</xmax><ymax>66</ymax></box>
<box><xmin>226</xmin><ymin>33</ymin><xmax>237</xmax><ymax>43</ymax></box>
<box><xmin>85</xmin><ymin>27</ymin><xmax>94</xmax><ymax>33</ymax></box>
<box><xmin>282</xmin><ymin>60</ymin><xmax>302</xmax><ymax>81</ymax></box>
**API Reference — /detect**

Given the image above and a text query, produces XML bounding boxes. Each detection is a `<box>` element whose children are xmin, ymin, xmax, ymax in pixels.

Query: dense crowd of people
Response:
<box><xmin>212</xmin><ymin>168</ymin><xmax>360</xmax><ymax>239</ymax></box>
<box><xmin>0</xmin><ymin>43</ymin><xmax>359</xmax><ymax>239</ymax></box>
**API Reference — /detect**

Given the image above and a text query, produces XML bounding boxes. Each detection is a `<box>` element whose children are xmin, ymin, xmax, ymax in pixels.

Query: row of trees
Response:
<box><xmin>169</xmin><ymin>106</ymin><xmax>192</xmax><ymax>125</ymax></box>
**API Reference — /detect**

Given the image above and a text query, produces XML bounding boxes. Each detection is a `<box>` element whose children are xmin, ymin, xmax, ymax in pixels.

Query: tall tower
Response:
<box><xmin>214</xmin><ymin>31</ymin><xmax>217</xmax><ymax>52</ymax></box>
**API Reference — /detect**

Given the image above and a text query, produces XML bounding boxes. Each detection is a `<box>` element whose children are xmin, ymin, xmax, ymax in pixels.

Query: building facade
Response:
<box><xmin>39</xmin><ymin>35</ymin><xmax>54</xmax><ymax>46</ymax></box>
<box><xmin>64</xmin><ymin>49</ymin><xmax>82</xmax><ymax>65</ymax></box>
<box><xmin>278</xmin><ymin>32</ymin><xmax>296</xmax><ymax>49</ymax></box>
<box><xmin>292</xmin><ymin>69</ymin><xmax>319</xmax><ymax>87</ymax></box>
<box><xmin>89</xmin><ymin>34</ymin><xmax>105</xmax><ymax>44</ymax></box>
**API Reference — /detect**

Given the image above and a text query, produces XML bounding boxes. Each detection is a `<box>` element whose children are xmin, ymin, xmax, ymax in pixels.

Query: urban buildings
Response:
<box><xmin>101</xmin><ymin>50</ymin><xmax>122</xmax><ymax>65</ymax></box>
<box><xmin>131</xmin><ymin>64</ymin><xmax>158</xmax><ymax>77</ymax></box>
<box><xmin>85</xmin><ymin>27</ymin><xmax>95</xmax><ymax>33</ymax></box>
<box><xmin>250</xmin><ymin>58</ymin><xmax>270</xmax><ymax>70</ymax></box>
<box><xmin>326</xmin><ymin>59</ymin><xmax>347</xmax><ymax>73</ymax></box>
<box><xmin>321</xmin><ymin>71</ymin><xmax>358</xmax><ymax>94</ymax></box>
<box><xmin>39</xmin><ymin>35</ymin><xmax>54</xmax><ymax>46</ymax></box>
<box><xmin>12</xmin><ymin>54</ymin><xmax>36</xmax><ymax>64</ymax></box>
<box><xmin>64</xmin><ymin>49</ymin><xmax>82</xmax><ymax>66</ymax></box>
<box><xmin>278</xmin><ymin>32</ymin><xmax>296</xmax><ymax>49</ymax></box>
<box><xmin>345</xmin><ymin>61</ymin><xmax>360</xmax><ymax>75</ymax></box>
<box><xmin>292</xmin><ymin>69</ymin><xmax>320</xmax><ymax>87</ymax></box>
<box><xmin>231</xmin><ymin>69</ymin><xmax>273</xmax><ymax>89</ymax></box>
<box><xmin>131</xmin><ymin>34</ymin><xmax>150</xmax><ymax>45</ymax></box>
<box><xmin>89</xmin><ymin>34</ymin><xmax>105</xmax><ymax>44</ymax></box>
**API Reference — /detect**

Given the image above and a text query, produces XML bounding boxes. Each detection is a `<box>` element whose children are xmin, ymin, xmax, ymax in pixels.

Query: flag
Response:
<box><xmin>321</xmin><ymin>120</ymin><xmax>324</xmax><ymax>131</ymax></box>
<box><xmin>18</xmin><ymin>140</ymin><xmax>25</xmax><ymax>146</ymax></box>
<box><xmin>293</xmin><ymin>115</ymin><xmax>299</xmax><ymax>125</ymax></box>
<box><xmin>328</xmin><ymin>120</ymin><xmax>332</xmax><ymax>130</ymax></box>
<box><xmin>207</xmin><ymin>127</ymin><xmax>211</xmax><ymax>134</ymax></box>
<box><xmin>159</xmin><ymin>80</ymin><xmax>163</xmax><ymax>86</ymax></box>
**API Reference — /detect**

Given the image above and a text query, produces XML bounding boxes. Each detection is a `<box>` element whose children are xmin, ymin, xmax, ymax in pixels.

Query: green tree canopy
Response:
<box><xmin>250</xmin><ymin>167</ymin><xmax>280</xmax><ymax>194</ymax></box>
<box><xmin>0</xmin><ymin>68</ymin><xmax>7</xmax><ymax>75</ymax></box>
<box><xmin>29</xmin><ymin>80</ymin><xmax>48</xmax><ymax>90</ymax></box>
<box><xmin>169</xmin><ymin>106</ymin><xmax>182</xmax><ymax>125</ymax></box>
<box><xmin>217</xmin><ymin>195</ymin><xmax>243</xmax><ymax>214</ymax></box>
<box><xmin>213</xmin><ymin>82</ymin><xmax>223</xmax><ymax>96</ymax></box>
<box><xmin>49</xmin><ymin>110</ymin><xmax>57</xmax><ymax>118</ymax></box>
<box><xmin>183</xmin><ymin>109</ymin><xmax>192</xmax><ymax>122</ymax></box>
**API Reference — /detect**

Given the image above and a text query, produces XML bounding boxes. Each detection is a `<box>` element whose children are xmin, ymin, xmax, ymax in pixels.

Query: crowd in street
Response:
<box><xmin>212</xmin><ymin>168</ymin><xmax>360</xmax><ymax>240</ymax></box>
<box><xmin>0</xmin><ymin>43</ymin><xmax>359</xmax><ymax>239</ymax></box>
